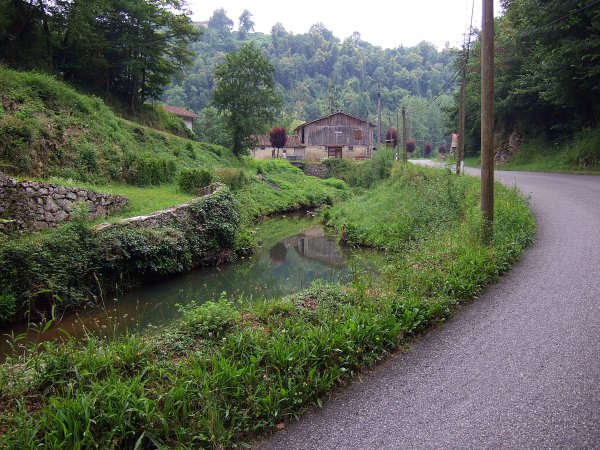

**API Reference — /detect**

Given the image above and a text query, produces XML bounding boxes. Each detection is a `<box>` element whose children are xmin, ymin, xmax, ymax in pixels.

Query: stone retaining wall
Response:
<box><xmin>304</xmin><ymin>164</ymin><xmax>329</xmax><ymax>178</ymax></box>
<box><xmin>94</xmin><ymin>183</ymin><xmax>224</xmax><ymax>232</ymax></box>
<box><xmin>0</xmin><ymin>172</ymin><xmax>128</xmax><ymax>232</ymax></box>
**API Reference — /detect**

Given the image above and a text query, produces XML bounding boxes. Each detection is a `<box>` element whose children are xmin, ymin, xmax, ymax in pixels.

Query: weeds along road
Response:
<box><xmin>259</xmin><ymin>166</ymin><xmax>600</xmax><ymax>449</ymax></box>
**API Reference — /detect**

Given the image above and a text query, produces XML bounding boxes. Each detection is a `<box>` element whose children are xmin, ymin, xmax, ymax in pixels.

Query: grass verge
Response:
<box><xmin>0</xmin><ymin>164</ymin><xmax>535</xmax><ymax>448</ymax></box>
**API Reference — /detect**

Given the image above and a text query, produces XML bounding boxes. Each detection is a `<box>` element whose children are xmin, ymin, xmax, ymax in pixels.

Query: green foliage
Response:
<box><xmin>0</xmin><ymin>293</ymin><xmax>16</xmax><ymax>323</ymax></box>
<box><xmin>212</xmin><ymin>43</ymin><xmax>281</xmax><ymax>156</ymax></box>
<box><xmin>0</xmin><ymin>189</ymin><xmax>240</xmax><ymax>320</ymax></box>
<box><xmin>0</xmin><ymin>0</ymin><xmax>201</xmax><ymax>111</ymax></box>
<box><xmin>0</xmin><ymin>166</ymin><xmax>535</xmax><ymax>449</ymax></box>
<box><xmin>0</xmin><ymin>67</ymin><xmax>240</xmax><ymax>182</ymax></box>
<box><xmin>122</xmin><ymin>153</ymin><xmax>177</xmax><ymax>186</ymax></box>
<box><xmin>323</xmin><ymin>147</ymin><xmax>395</xmax><ymax>188</ymax></box>
<box><xmin>213</xmin><ymin>167</ymin><xmax>248</xmax><ymax>190</ymax></box>
<box><xmin>453</xmin><ymin>1</ymin><xmax>600</xmax><ymax>158</ymax></box>
<box><xmin>496</xmin><ymin>127</ymin><xmax>600</xmax><ymax>173</ymax></box>
<box><xmin>163</xmin><ymin>15</ymin><xmax>456</xmax><ymax>144</ymax></box>
<box><xmin>178</xmin><ymin>294</ymin><xmax>239</xmax><ymax>339</ymax></box>
<box><xmin>177</xmin><ymin>168</ymin><xmax>213</xmax><ymax>194</ymax></box>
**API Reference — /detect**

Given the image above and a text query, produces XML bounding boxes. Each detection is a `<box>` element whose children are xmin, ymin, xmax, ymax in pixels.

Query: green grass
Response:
<box><xmin>0</xmin><ymin>66</ymin><xmax>240</xmax><ymax>184</ymax></box>
<box><xmin>40</xmin><ymin>178</ymin><xmax>195</xmax><ymax>221</ymax></box>
<box><xmin>0</xmin><ymin>164</ymin><xmax>536</xmax><ymax>449</ymax></box>
<box><xmin>463</xmin><ymin>128</ymin><xmax>600</xmax><ymax>174</ymax></box>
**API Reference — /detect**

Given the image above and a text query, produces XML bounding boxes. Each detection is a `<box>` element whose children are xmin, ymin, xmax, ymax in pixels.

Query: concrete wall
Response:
<box><xmin>0</xmin><ymin>172</ymin><xmax>128</xmax><ymax>233</ymax></box>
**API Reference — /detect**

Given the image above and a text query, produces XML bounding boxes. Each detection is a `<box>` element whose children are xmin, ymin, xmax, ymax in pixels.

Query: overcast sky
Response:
<box><xmin>187</xmin><ymin>0</ymin><xmax>504</xmax><ymax>50</ymax></box>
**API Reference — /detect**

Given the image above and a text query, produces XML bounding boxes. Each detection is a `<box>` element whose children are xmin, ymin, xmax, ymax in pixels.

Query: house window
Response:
<box><xmin>354</xmin><ymin>129</ymin><xmax>362</xmax><ymax>141</ymax></box>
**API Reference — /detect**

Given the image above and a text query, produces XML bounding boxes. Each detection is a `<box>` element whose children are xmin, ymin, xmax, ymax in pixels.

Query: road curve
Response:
<box><xmin>259</xmin><ymin>168</ymin><xmax>600</xmax><ymax>449</ymax></box>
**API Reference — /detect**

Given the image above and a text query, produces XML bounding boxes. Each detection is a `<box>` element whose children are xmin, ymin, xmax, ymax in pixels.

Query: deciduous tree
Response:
<box><xmin>212</xmin><ymin>43</ymin><xmax>281</xmax><ymax>156</ymax></box>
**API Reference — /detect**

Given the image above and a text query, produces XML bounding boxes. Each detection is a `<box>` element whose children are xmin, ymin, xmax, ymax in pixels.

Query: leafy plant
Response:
<box><xmin>177</xmin><ymin>168</ymin><xmax>213</xmax><ymax>194</ymax></box>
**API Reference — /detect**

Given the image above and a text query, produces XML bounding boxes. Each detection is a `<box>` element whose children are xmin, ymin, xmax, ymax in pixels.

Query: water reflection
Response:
<box><xmin>1</xmin><ymin>213</ymin><xmax>375</xmax><ymax>358</ymax></box>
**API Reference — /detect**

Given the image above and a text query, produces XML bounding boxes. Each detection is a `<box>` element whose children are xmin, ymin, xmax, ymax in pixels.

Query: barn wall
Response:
<box><xmin>302</xmin><ymin>114</ymin><xmax>373</xmax><ymax>147</ymax></box>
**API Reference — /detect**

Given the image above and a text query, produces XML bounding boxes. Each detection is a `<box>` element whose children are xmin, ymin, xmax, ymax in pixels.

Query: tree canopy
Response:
<box><xmin>453</xmin><ymin>0</ymin><xmax>600</xmax><ymax>155</ymax></box>
<box><xmin>212</xmin><ymin>43</ymin><xmax>281</xmax><ymax>156</ymax></box>
<box><xmin>163</xmin><ymin>9</ymin><xmax>457</xmax><ymax>147</ymax></box>
<box><xmin>0</xmin><ymin>0</ymin><xmax>200</xmax><ymax>111</ymax></box>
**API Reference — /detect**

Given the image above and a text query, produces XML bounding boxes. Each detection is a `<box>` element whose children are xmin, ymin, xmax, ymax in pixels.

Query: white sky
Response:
<box><xmin>187</xmin><ymin>0</ymin><xmax>504</xmax><ymax>50</ymax></box>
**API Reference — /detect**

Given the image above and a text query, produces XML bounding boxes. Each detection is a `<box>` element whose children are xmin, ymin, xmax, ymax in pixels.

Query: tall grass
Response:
<box><xmin>0</xmin><ymin>165</ymin><xmax>535</xmax><ymax>449</ymax></box>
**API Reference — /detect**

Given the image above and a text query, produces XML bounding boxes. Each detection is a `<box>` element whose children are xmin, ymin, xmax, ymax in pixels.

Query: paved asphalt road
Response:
<box><xmin>259</xmin><ymin>167</ymin><xmax>600</xmax><ymax>449</ymax></box>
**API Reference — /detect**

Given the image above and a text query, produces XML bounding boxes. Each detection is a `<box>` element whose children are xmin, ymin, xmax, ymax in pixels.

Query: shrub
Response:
<box><xmin>213</xmin><ymin>167</ymin><xmax>248</xmax><ymax>190</ymax></box>
<box><xmin>406</xmin><ymin>139</ymin><xmax>416</xmax><ymax>153</ymax></box>
<box><xmin>438</xmin><ymin>143</ymin><xmax>447</xmax><ymax>154</ymax></box>
<box><xmin>0</xmin><ymin>293</ymin><xmax>16</xmax><ymax>323</ymax></box>
<box><xmin>323</xmin><ymin>178</ymin><xmax>349</xmax><ymax>190</ymax></box>
<box><xmin>122</xmin><ymin>153</ymin><xmax>177</xmax><ymax>186</ymax></box>
<box><xmin>177</xmin><ymin>168</ymin><xmax>213</xmax><ymax>195</ymax></box>
<box><xmin>178</xmin><ymin>293</ymin><xmax>239</xmax><ymax>339</ymax></box>
<box><xmin>424</xmin><ymin>143</ymin><xmax>432</xmax><ymax>157</ymax></box>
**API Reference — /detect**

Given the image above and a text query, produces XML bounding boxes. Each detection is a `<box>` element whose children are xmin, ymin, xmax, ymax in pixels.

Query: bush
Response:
<box><xmin>123</xmin><ymin>153</ymin><xmax>177</xmax><ymax>186</ymax></box>
<box><xmin>323</xmin><ymin>178</ymin><xmax>349</xmax><ymax>190</ymax></box>
<box><xmin>178</xmin><ymin>294</ymin><xmax>239</xmax><ymax>339</ymax></box>
<box><xmin>213</xmin><ymin>167</ymin><xmax>248</xmax><ymax>190</ymax></box>
<box><xmin>177</xmin><ymin>168</ymin><xmax>213</xmax><ymax>195</ymax></box>
<box><xmin>0</xmin><ymin>293</ymin><xmax>16</xmax><ymax>323</ymax></box>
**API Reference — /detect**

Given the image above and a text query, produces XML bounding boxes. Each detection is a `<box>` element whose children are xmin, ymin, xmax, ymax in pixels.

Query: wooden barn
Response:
<box><xmin>295</xmin><ymin>112</ymin><xmax>376</xmax><ymax>160</ymax></box>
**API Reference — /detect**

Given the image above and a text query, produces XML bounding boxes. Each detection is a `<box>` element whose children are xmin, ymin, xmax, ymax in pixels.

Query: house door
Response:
<box><xmin>327</xmin><ymin>147</ymin><xmax>343</xmax><ymax>158</ymax></box>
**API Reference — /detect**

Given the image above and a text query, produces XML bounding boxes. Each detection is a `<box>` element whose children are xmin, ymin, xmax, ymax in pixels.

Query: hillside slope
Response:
<box><xmin>0</xmin><ymin>66</ymin><xmax>239</xmax><ymax>185</ymax></box>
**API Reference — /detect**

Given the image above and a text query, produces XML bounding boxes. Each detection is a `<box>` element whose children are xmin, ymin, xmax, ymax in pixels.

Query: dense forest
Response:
<box><xmin>457</xmin><ymin>0</ymin><xmax>600</xmax><ymax>161</ymax></box>
<box><xmin>162</xmin><ymin>8</ymin><xmax>458</xmax><ymax>148</ymax></box>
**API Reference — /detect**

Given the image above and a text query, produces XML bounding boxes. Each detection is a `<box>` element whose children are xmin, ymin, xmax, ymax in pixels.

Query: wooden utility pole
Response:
<box><xmin>377</xmin><ymin>82</ymin><xmax>382</xmax><ymax>146</ymax></box>
<box><xmin>396</xmin><ymin>109</ymin><xmax>400</xmax><ymax>160</ymax></box>
<box><xmin>481</xmin><ymin>0</ymin><xmax>494</xmax><ymax>243</ymax></box>
<box><xmin>401</xmin><ymin>106</ymin><xmax>407</xmax><ymax>163</ymax></box>
<box><xmin>457</xmin><ymin>62</ymin><xmax>466</xmax><ymax>175</ymax></box>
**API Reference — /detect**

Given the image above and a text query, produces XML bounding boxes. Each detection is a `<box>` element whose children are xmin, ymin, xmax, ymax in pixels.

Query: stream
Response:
<box><xmin>1</xmin><ymin>211</ymin><xmax>381</xmax><ymax>359</ymax></box>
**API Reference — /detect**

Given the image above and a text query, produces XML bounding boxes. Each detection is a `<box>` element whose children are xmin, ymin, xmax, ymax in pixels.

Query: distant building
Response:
<box><xmin>163</xmin><ymin>105</ymin><xmax>200</xmax><ymax>131</ymax></box>
<box><xmin>252</xmin><ymin>135</ymin><xmax>305</xmax><ymax>161</ymax></box>
<box><xmin>295</xmin><ymin>112</ymin><xmax>376</xmax><ymax>160</ymax></box>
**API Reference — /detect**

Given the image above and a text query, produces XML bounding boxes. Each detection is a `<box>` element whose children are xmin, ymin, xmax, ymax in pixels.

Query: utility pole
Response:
<box><xmin>396</xmin><ymin>109</ymin><xmax>400</xmax><ymax>160</ymax></box>
<box><xmin>481</xmin><ymin>0</ymin><xmax>494</xmax><ymax>243</ymax></box>
<box><xmin>401</xmin><ymin>106</ymin><xmax>407</xmax><ymax>163</ymax></box>
<box><xmin>457</xmin><ymin>57</ymin><xmax>466</xmax><ymax>175</ymax></box>
<box><xmin>377</xmin><ymin>82</ymin><xmax>382</xmax><ymax>146</ymax></box>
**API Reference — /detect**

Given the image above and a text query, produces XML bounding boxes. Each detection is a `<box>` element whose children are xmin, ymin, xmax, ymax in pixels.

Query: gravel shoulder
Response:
<box><xmin>259</xmin><ymin>167</ymin><xmax>600</xmax><ymax>449</ymax></box>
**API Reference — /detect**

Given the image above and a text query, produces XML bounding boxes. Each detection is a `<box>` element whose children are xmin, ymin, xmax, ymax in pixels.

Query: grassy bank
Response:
<box><xmin>464</xmin><ymin>128</ymin><xmax>600</xmax><ymax>174</ymax></box>
<box><xmin>0</xmin><ymin>164</ymin><xmax>535</xmax><ymax>448</ymax></box>
<box><xmin>0</xmin><ymin>66</ymin><xmax>239</xmax><ymax>184</ymax></box>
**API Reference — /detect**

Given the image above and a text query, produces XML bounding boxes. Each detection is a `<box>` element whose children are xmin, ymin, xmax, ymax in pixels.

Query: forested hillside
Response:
<box><xmin>455</xmin><ymin>0</ymin><xmax>600</xmax><ymax>168</ymax></box>
<box><xmin>162</xmin><ymin>8</ymin><xmax>457</xmax><ymax>148</ymax></box>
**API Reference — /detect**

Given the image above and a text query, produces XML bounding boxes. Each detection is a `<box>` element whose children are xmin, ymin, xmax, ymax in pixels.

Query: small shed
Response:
<box><xmin>163</xmin><ymin>105</ymin><xmax>200</xmax><ymax>131</ymax></box>
<box><xmin>295</xmin><ymin>112</ymin><xmax>376</xmax><ymax>160</ymax></box>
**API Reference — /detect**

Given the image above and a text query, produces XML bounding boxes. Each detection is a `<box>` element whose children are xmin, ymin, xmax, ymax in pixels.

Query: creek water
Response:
<box><xmin>1</xmin><ymin>212</ymin><xmax>379</xmax><ymax>359</ymax></box>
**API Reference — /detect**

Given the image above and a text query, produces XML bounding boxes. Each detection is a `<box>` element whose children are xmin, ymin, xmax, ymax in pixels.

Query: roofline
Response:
<box><xmin>294</xmin><ymin>111</ymin><xmax>377</xmax><ymax>131</ymax></box>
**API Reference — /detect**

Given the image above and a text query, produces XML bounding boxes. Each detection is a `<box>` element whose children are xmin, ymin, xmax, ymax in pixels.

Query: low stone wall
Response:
<box><xmin>304</xmin><ymin>164</ymin><xmax>330</xmax><ymax>178</ymax></box>
<box><xmin>94</xmin><ymin>183</ymin><xmax>224</xmax><ymax>232</ymax></box>
<box><xmin>0</xmin><ymin>172</ymin><xmax>128</xmax><ymax>232</ymax></box>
